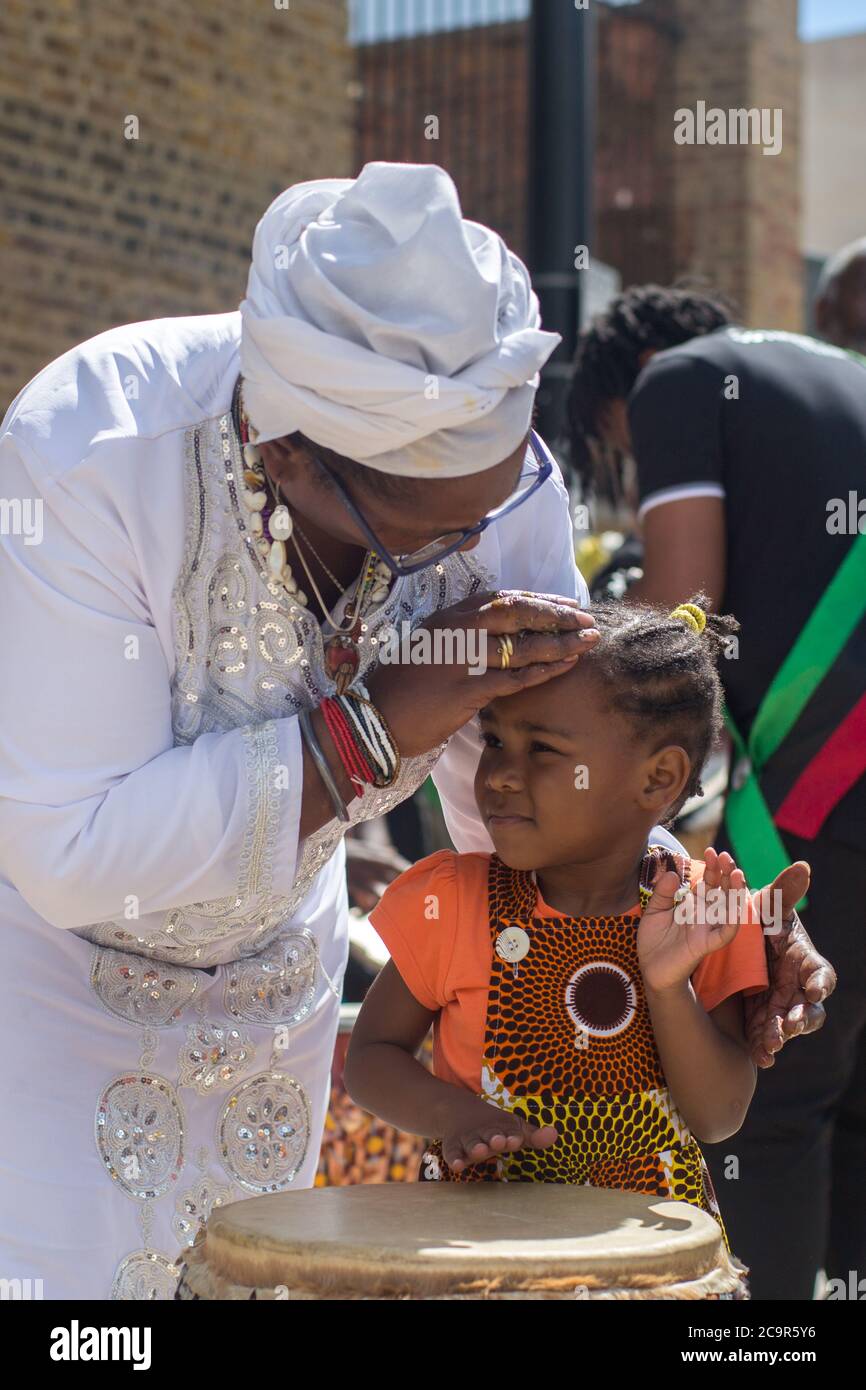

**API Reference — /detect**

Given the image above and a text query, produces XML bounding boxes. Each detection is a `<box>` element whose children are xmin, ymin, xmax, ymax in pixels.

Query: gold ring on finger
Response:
<box><xmin>497</xmin><ymin>634</ymin><xmax>513</xmax><ymax>670</ymax></box>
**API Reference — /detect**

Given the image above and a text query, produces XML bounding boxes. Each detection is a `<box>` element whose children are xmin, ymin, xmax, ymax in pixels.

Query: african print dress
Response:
<box><xmin>420</xmin><ymin>855</ymin><xmax>732</xmax><ymax>1255</ymax></box>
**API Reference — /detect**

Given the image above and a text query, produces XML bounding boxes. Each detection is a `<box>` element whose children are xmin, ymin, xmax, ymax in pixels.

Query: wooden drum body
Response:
<box><xmin>176</xmin><ymin>1183</ymin><xmax>749</xmax><ymax>1300</ymax></box>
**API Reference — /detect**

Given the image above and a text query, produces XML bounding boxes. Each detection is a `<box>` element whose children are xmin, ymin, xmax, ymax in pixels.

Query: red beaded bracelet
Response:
<box><xmin>320</xmin><ymin>696</ymin><xmax>375</xmax><ymax>797</ymax></box>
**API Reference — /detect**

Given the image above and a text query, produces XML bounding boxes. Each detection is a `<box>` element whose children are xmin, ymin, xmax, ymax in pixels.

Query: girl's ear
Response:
<box><xmin>638</xmin><ymin>745</ymin><xmax>691</xmax><ymax>814</ymax></box>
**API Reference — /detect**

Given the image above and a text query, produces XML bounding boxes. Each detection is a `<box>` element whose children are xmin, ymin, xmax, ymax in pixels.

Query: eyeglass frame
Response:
<box><xmin>305</xmin><ymin>427</ymin><xmax>553</xmax><ymax>578</ymax></box>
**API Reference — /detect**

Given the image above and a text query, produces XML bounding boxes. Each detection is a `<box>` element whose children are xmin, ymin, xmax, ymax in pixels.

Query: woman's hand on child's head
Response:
<box><xmin>638</xmin><ymin>847</ymin><xmax>745</xmax><ymax>995</ymax></box>
<box><xmin>441</xmin><ymin>1097</ymin><xmax>558</xmax><ymax>1174</ymax></box>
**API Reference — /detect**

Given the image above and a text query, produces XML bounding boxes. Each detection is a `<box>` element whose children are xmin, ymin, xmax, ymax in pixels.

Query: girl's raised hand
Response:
<box><xmin>637</xmin><ymin>847</ymin><xmax>745</xmax><ymax>995</ymax></box>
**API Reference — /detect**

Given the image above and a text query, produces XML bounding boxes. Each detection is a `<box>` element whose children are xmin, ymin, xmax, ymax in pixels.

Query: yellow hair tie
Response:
<box><xmin>669</xmin><ymin>602</ymin><xmax>707</xmax><ymax>635</ymax></box>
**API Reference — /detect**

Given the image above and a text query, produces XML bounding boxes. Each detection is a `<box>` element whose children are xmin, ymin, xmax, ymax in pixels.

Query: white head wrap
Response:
<box><xmin>239</xmin><ymin>161</ymin><xmax>561</xmax><ymax>477</ymax></box>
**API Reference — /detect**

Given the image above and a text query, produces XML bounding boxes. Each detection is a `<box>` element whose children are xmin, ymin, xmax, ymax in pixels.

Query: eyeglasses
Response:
<box><xmin>308</xmin><ymin>428</ymin><xmax>554</xmax><ymax>578</ymax></box>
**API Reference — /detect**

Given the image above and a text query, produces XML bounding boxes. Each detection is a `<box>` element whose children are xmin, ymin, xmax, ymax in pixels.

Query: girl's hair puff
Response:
<box><xmin>582</xmin><ymin>592</ymin><xmax>739</xmax><ymax>824</ymax></box>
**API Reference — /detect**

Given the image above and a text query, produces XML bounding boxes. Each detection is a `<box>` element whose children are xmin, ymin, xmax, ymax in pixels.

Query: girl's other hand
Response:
<box><xmin>638</xmin><ymin>847</ymin><xmax>745</xmax><ymax>994</ymax></box>
<box><xmin>440</xmin><ymin>1096</ymin><xmax>558</xmax><ymax>1174</ymax></box>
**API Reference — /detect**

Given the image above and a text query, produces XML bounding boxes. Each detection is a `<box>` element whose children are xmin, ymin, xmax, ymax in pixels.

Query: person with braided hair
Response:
<box><xmin>569</xmin><ymin>283</ymin><xmax>866</xmax><ymax>1300</ymax></box>
<box><xmin>347</xmin><ymin>596</ymin><xmax>809</xmax><ymax>1298</ymax></box>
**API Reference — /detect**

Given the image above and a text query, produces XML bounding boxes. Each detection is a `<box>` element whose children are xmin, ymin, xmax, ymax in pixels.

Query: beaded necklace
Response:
<box><xmin>234</xmin><ymin>380</ymin><xmax>393</xmax><ymax>694</ymax></box>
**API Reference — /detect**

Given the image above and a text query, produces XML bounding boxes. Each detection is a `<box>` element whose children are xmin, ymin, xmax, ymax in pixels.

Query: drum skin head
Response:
<box><xmin>202</xmin><ymin>1184</ymin><xmax>726</xmax><ymax>1298</ymax></box>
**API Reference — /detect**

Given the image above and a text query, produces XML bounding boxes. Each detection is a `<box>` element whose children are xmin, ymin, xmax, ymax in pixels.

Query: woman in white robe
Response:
<box><xmin>0</xmin><ymin>163</ymin><xmax>829</xmax><ymax>1300</ymax></box>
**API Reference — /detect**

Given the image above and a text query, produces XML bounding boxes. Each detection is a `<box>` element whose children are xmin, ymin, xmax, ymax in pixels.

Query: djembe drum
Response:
<box><xmin>175</xmin><ymin>1183</ymin><xmax>749</xmax><ymax>1300</ymax></box>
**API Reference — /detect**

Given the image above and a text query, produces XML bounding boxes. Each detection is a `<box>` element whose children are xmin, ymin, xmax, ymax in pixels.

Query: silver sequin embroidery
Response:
<box><xmin>111</xmin><ymin>1249</ymin><xmax>180</xmax><ymax>1301</ymax></box>
<box><xmin>172</xmin><ymin>1171</ymin><xmax>234</xmax><ymax>1247</ymax></box>
<box><xmin>90</xmin><ymin>949</ymin><xmax>200</xmax><ymax>1027</ymax></box>
<box><xmin>217</xmin><ymin>1071</ymin><xmax>310</xmax><ymax>1192</ymax></box>
<box><xmin>223</xmin><ymin>931</ymin><xmax>319</xmax><ymax>1026</ymax></box>
<box><xmin>177</xmin><ymin>1022</ymin><xmax>255</xmax><ymax>1095</ymax></box>
<box><xmin>95</xmin><ymin>1075</ymin><xmax>185</xmax><ymax>1201</ymax></box>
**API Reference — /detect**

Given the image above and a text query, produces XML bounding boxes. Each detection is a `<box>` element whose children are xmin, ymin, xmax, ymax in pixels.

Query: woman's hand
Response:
<box><xmin>367</xmin><ymin>590</ymin><xmax>598</xmax><ymax>758</ymax></box>
<box><xmin>638</xmin><ymin>848</ymin><xmax>745</xmax><ymax>995</ymax></box>
<box><xmin>439</xmin><ymin>1092</ymin><xmax>558</xmax><ymax>1174</ymax></box>
<box><xmin>744</xmin><ymin>860</ymin><xmax>835</xmax><ymax>1068</ymax></box>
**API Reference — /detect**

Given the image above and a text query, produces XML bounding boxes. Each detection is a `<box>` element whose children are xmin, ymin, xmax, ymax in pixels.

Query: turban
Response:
<box><xmin>239</xmin><ymin>161</ymin><xmax>561</xmax><ymax>477</ymax></box>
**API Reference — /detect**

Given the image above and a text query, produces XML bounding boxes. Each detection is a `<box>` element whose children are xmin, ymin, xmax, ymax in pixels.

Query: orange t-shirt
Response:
<box><xmin>370</xmin><ymin>849</ymin><xmax>769</xmax><ymax>1094</ymax></box>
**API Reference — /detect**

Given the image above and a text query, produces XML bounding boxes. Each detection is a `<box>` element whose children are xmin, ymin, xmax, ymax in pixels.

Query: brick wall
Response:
<box><xmin>660</xmin><ymin>0</ymin><xmax>802</xmax><ymax>327</ymax></box>
<box><xmin>356</xmin><ymin>20</ymin><xmax>530</xmax><ymax>261</ymax></box>
<box><xmin>0</xmin><ymin>0</ymin><xmax>354</xmax><ymax>405</ymax></box>
<box><xmin>0</xmin><ymin>0</ymin><xmax>804</xmax><ymax>409</ymax></box>
<box><xmin>595</xmin><ymin>3</ymin><xmax>677</xmax><ymax>289</ymax></box>
<box><xmin>354</xmin><ymin>8</ymin><xmax>677</xmax><ymax>288</ymax></box>
<box><xmin>356</xmin><ymin>0</ymin><xmax>803</xmax><ymax>330</ymax></box>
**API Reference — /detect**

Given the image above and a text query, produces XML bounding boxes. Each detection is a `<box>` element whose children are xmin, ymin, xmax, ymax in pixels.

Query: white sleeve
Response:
<box><xmin>0</xmin><ymin>434</ymin><xmax>303</xmax><ymax>931</ymax></box>
<box><xmin>432</xmin><ymin>461</ymin><xmax>590</xmax><ymax>854</ymax></box>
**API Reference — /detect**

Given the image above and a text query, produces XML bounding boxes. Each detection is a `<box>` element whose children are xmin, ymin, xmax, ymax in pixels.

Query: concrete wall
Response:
<box><xmin>802</xmin><ymin>32</ymin><xmax>866</xmax><ymax>258</ymax></box>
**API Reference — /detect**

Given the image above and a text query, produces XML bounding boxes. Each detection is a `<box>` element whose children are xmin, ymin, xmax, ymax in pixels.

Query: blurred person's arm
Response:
<box><xmin>624</xmin><ymin>354</ymin><xmax>727</xmax><ymax>610</ymax></box>
<box><xmin>627</xmin><ymin>495</ymin><xmax>726</xmax><ymax>610</ymax></box>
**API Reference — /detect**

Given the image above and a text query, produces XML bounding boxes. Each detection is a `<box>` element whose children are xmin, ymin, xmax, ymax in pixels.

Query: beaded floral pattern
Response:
<box><xmin>217</xmin><ymin>1071</ymin><xmax>310</xmax><ymax>1193</ymax></box>
<box><xmin>172</xmin><ymin>1171</ymin><xmax>234</xmax><ymax>1247</ymax></box>
<box><xmin>95</xmin><ymin>1075</ymin><xmax>185</xmax><ymax>1201</ymax></box>
<box><xmin>177</xmin><ymin>1022</ymin><xmax>255</xmax><ymax>1096</ymax></box>
<box><xmin>111</xmin><ymin>1250</ymin><xmax>181</xmax><ymax>1301</ymax></box>
<box><xmin>223</xmin><ymin>931</ymin><xmax>318</xmax><ymax>1026</ymax></box>
<box><xmin>90</xmin><ymin>949</ymin><xmax>201</xmax><ymax>1027</ymax></box>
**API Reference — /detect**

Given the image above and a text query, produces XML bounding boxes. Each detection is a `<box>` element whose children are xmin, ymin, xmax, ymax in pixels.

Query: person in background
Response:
<box><xmin>568</xmin><ymin>283</ymin><xmax>864</xmax><ymax>1300</ymax></box>
<box><xmin>814</xmin><ymin>236</ymin><xmax>866</xmax><ymax>358</ymax></box>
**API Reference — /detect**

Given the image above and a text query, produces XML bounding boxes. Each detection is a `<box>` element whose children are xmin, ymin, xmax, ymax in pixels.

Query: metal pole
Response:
<box><xmin>528</xmin><ymin>0</ymin><xmax>596</xmax><ymax>459</ymax></box>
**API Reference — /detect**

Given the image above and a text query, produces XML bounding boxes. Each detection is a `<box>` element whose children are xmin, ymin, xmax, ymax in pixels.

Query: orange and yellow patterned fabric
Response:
<box><xmin>371</xmin><ymin>850</ymin><xmax>769</xmax><ymax>1251</ymax></box>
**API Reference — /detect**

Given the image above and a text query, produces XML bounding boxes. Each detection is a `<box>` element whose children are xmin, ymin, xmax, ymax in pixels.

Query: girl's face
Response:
<box><xmin>473</xmin><ymin>663</ymin><xmax>691</xmax><ymax>872</ymax></box>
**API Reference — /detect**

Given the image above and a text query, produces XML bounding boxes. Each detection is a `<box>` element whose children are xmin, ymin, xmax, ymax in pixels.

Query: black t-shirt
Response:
<box><xmin>628</xmin><ymin>327</ymin><xmax>866</xmax><ymax>849</ymax></box>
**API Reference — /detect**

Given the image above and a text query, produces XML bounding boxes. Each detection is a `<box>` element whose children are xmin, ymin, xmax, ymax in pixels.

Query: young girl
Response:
<box><xmin>345</xmin><ymin>597</ymin><xmax>804</xmax><ymax>1257</ymax></box>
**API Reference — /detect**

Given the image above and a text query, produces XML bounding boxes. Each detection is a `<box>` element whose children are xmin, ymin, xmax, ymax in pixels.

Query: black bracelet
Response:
<box><xmin>299</xmin><ymin>707</ymin><xmax>350</xmax><ymax>823</ymax></box>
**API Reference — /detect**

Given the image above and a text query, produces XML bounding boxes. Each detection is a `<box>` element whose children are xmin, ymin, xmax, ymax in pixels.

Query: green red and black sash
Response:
<box><xmin>724</xmin><ymin>528</ymin><xmax>866</xmax><ymax>901</ymax></box>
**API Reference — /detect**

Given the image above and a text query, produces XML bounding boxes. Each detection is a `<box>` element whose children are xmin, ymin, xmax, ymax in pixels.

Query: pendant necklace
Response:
<box><xmin>235</xmin><ymin>383</ymin><xmax>393</xmax><ymax>695</ymax></box>
<box><xmin>286</xmin><ymin>506</ymin><xmax>391</xmax><ymax>695</ymax></box>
